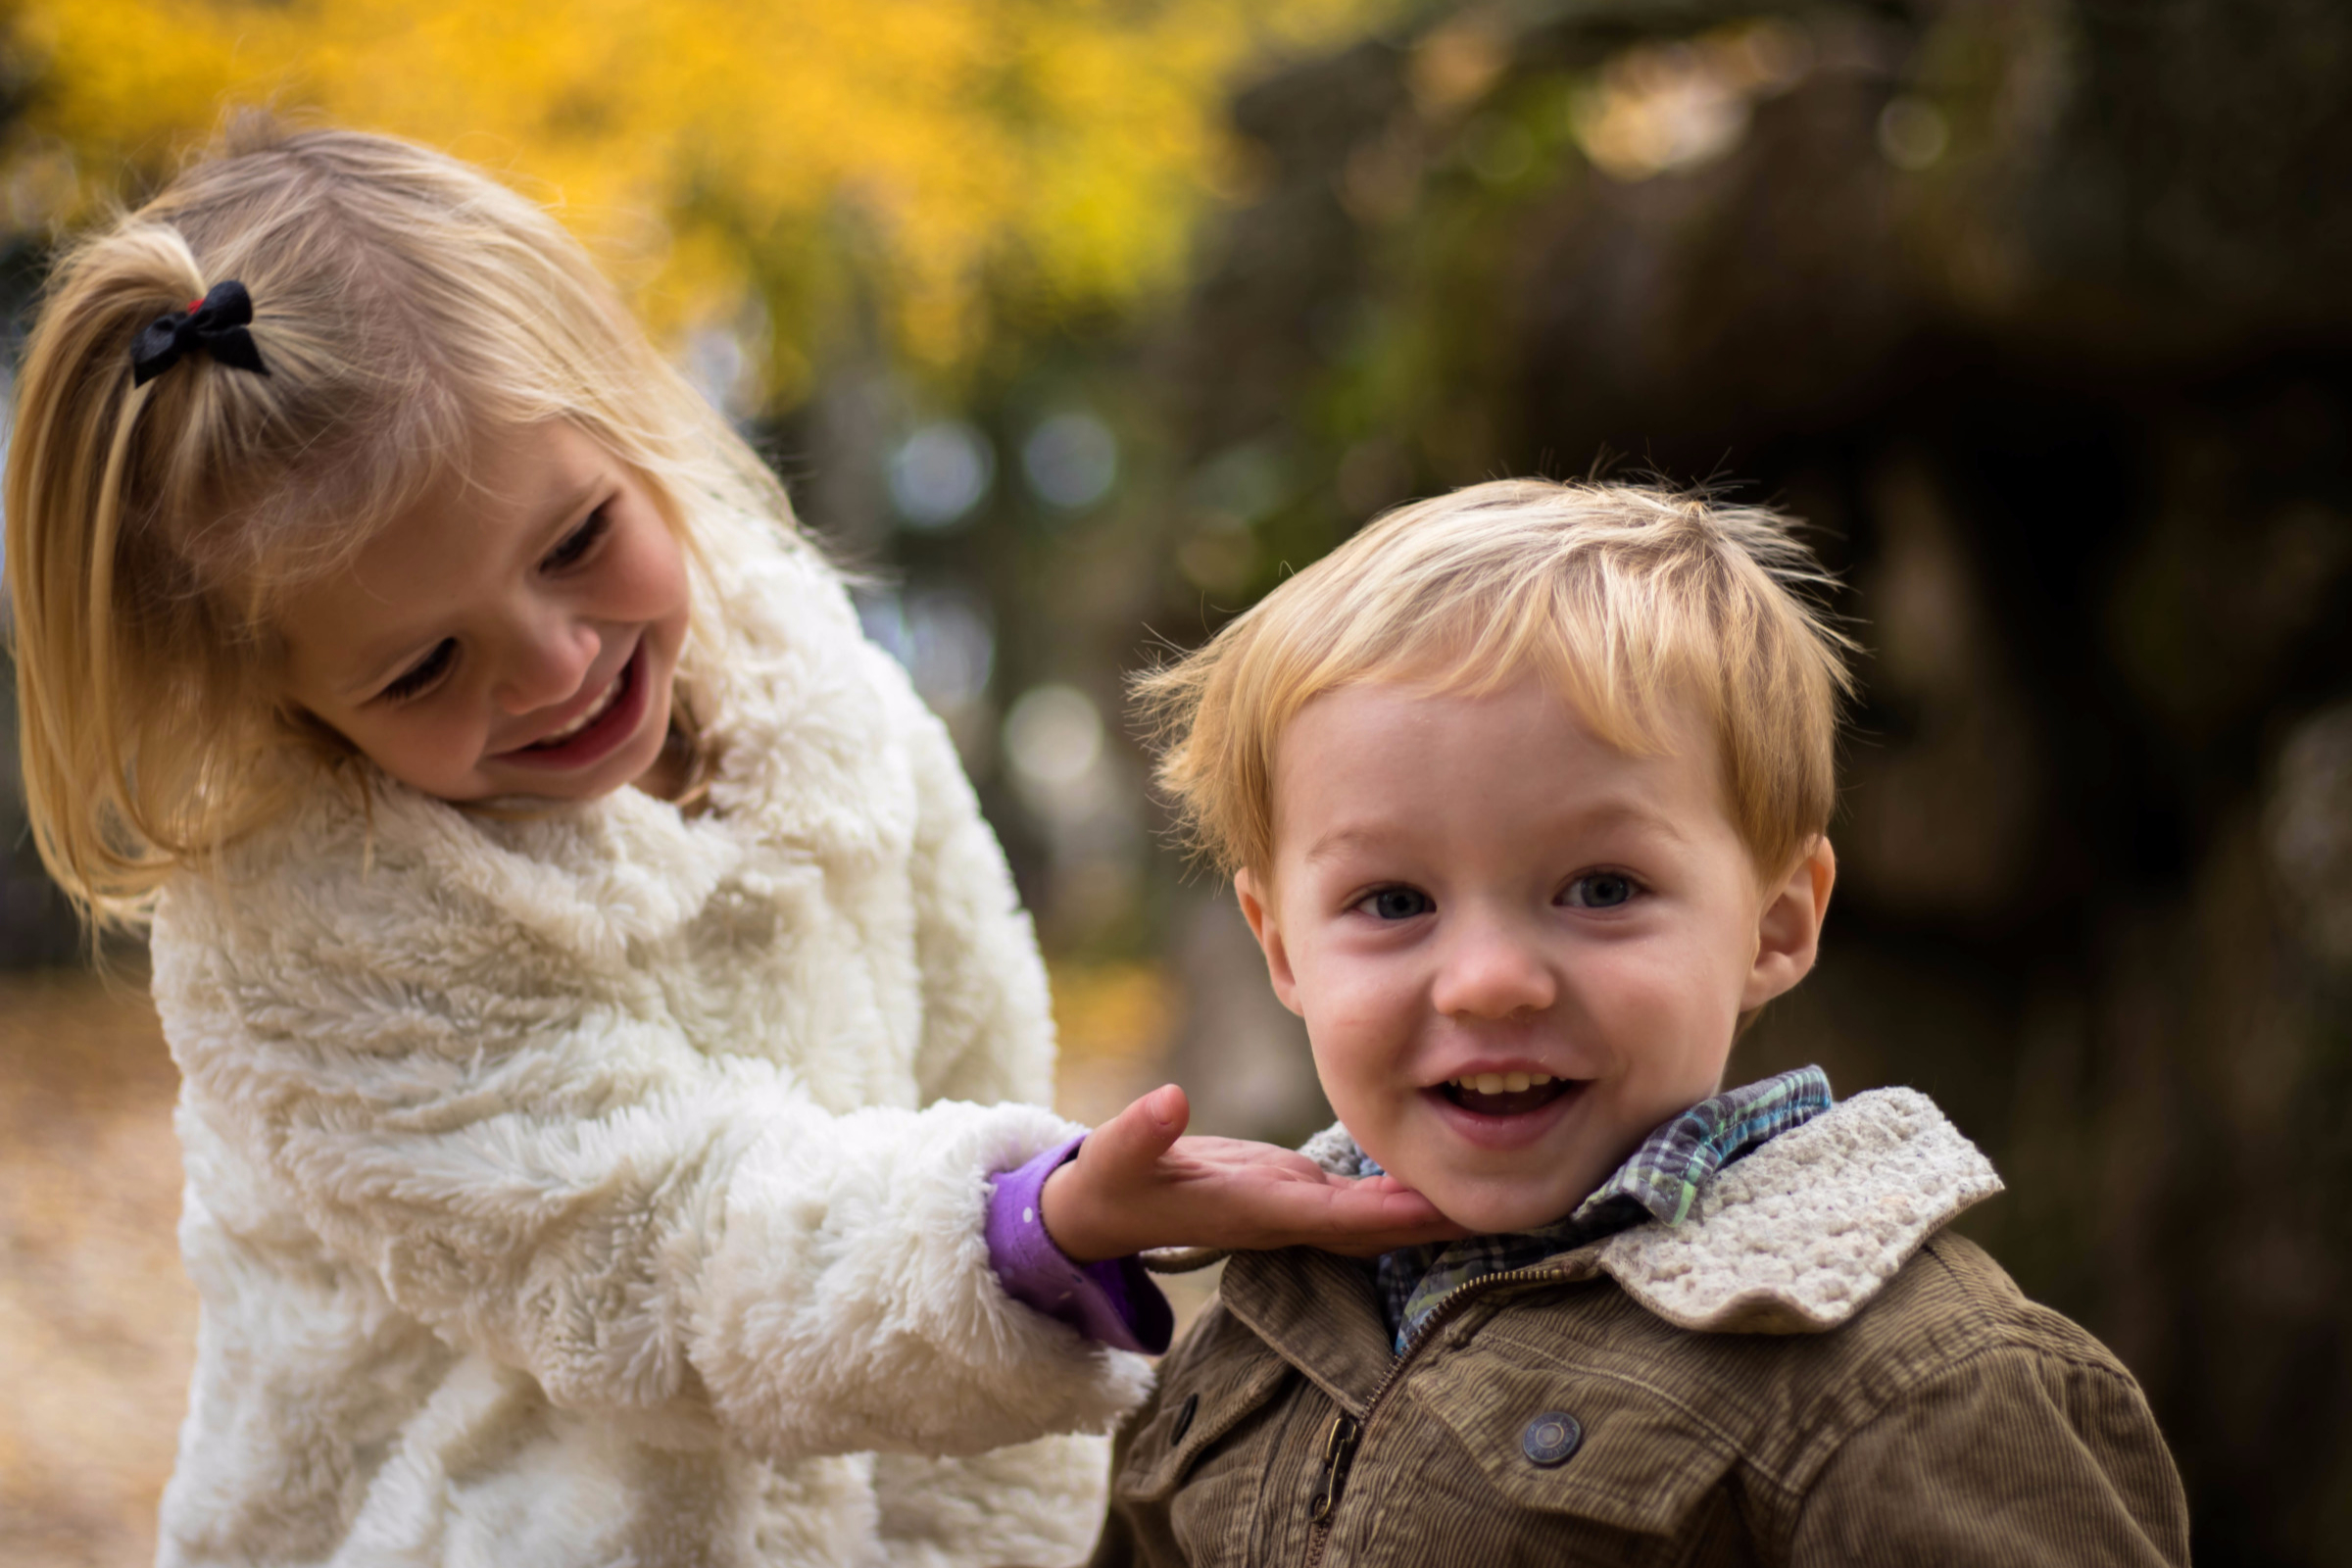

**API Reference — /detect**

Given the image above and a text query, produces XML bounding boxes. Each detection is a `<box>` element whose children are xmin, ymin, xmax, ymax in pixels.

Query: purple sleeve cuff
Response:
<box><xmin>986</xmin><ymin>1134</ymin><xmax>1173</xmax><ymax>1355</ymax></box>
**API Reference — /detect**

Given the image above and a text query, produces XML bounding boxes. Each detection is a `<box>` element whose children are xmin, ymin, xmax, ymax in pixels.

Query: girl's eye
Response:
<box><xmin>1562</xmin><ymin>872</ymin><xmax>1639</xmax><ymax>909</ymax></box>
<box><xmin>1362</xmin><ymin>886</ymin><xmax>1435</xmax><ymax>921</ymax></box>
<box><xmin>541</xmin><ymin>505</ymin><xmax>612</xmax><ymax>572</ymax></box>
<box><xmin>380</xmin><ymin>638</ymin><xmax>456</xmax><ymax>702</ymax></box>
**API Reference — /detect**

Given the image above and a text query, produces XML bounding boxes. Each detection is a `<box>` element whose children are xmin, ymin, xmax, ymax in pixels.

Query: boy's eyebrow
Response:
<box><xmin>1568</xmin><ymin>799</ymin><xmax>1693</xmax><ymax>845</ymax></box>
<box><xmin>1300</xmin><ymin>825</ymin><xmax>1395</xmax><ymax>866</ymax></box>
<box><xmin>1299</xmin><ymin>800</ymin><xmax>1691</xmax><ymax>865</ymax></box>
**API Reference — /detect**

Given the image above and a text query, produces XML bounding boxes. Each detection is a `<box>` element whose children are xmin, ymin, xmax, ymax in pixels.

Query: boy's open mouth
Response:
<box><xmin>1438</xmin><ymin>1072</ymin><xmax>1578</xmax><ymax>1118</ymax></box>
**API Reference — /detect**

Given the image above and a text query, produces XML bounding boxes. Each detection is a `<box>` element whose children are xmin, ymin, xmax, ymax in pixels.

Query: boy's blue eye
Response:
<box><xmin>542</xmin><ymin>505</ymin><xmax>611</xmax><ymax>572</ymax></box>
<box><xmin>1366</xmin><ymin>887</ymin><xmax>1434</xmax><ymax>920</ymax></box>
<box><xmin>380</xmin><ymin>638</ymin><xmax>456</xmax><ymax>702</ymax></box>
<box><xmin>1563</xmin><ymin>873</ymin><xmax>1637</xmax><ymax>909</ymax></box>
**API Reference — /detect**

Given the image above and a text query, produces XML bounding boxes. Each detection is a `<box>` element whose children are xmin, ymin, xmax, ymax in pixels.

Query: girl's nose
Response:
<box><xmin>1431</xmin><ymin>913</ymin><xmax>1558</xmax><ymax>1019</ymax></box>
<box><xmin>493</xmin><ymin>613</ymin><xmax>601</xmax><ymax>715</ymax></box>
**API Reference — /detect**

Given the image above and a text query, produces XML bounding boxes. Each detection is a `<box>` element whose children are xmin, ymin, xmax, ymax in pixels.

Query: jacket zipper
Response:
<box><xmin>1298</xmin><ymin>1265</ymin><xmax>1568</xmax><ymax>1568</ymax></box>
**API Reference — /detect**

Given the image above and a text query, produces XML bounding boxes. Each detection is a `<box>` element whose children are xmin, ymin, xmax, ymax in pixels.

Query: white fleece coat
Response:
<box><xmin>147</xmin><ymin>508</ymin><xmax>1153</xmax><ymax>1568</ymax></box>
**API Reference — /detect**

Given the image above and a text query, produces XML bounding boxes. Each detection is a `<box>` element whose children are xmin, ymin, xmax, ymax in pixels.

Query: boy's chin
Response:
<box><xmin>1420</xmin><ymin>1174</ymin><xmax>1593</xmax><ymax>1238</ymax></box>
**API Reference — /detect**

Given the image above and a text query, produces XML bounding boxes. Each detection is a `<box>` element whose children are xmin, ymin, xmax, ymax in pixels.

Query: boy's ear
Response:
<box><xmin>1742</xmin><ymin>835</ymin><xmax>1837</xmax><ymax>1013</ymax></box>
<box><xmin>1232</xmin><ymin>869</ymin><xmax>1304</xmax><ymax>1016</ymax></box>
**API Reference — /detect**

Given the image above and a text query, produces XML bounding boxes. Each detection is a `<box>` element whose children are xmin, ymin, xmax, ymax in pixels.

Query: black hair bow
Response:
<box><xmin>130</xmin><ymin>279</ymin><xmax>270</xmax><ymax>387</ymax></box>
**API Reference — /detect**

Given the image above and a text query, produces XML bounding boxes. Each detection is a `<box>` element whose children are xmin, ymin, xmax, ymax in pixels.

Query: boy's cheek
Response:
<box><xmin>1302</xmin><ymin>1031</ymin><xmax>1423</xmax><ymax>1169</ymax></box>
<box><xmin>1308</xmin><ymin>976</ymin><xmax>1411</xmax><ymax>1044</ymax></box>
<box><xmin>1579</xmin><ymin>948</ymin><xmax>1743</xmax><ymax>1045</ymax></box>
<box><xmin>1301</xmin><ymin>1028</ymin><xmax>1385</xmax><ymax>1126</ymax></box>
<box><xmin>1302</xmin><ymin>984</ymin><xmax>1426</xmax><ymax>1099</ymax></box>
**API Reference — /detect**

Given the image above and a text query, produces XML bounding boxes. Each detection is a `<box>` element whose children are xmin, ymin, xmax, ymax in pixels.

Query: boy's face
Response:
<box><xmin>1236</xmin><ymin>676</ymin><xmax>1834</xmax><ymax>1236</ymax></box>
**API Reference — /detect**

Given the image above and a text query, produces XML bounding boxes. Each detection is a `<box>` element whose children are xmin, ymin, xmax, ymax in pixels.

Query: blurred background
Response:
<box><xmin>2</xmin><ymin>0</ymin><xmax>2348</xmax><ymax>1562</ymax></box>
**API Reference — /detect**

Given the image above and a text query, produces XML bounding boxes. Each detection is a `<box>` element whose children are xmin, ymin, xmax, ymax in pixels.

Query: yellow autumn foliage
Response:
<box><xmin>3</xmin><ymin>0</ymin><xmax>1388</xmax><ymax>396</ymax></box>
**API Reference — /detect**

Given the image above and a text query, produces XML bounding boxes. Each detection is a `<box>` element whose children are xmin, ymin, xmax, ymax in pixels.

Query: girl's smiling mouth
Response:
<box><xmin>532</xmin><ymin>669</ymin><xmax>626</xmax><ymax>746</ymax></box>
<box><xmin>494</xmin><ymin>640</ymin><xmax>650</xmax><ymax>770</ymax></box>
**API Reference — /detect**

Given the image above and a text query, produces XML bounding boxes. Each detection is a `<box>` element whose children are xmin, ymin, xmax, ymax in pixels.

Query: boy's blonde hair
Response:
<box><xmin>1137</xmin><ymin>479</ymin><xmax>1856</xmax><ymax>880</ymax></box>
<box><xmin>5</xmin><ymin>120</ymin><xmax>794</xmax><ymax>928</ymax></box>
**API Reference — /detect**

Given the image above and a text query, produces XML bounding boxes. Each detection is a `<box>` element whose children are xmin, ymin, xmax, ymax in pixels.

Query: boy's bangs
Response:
<box><xmin>1315</xmin><ymin>542</ymin><xmax>1735</xmax><ymax>786</ymax></box>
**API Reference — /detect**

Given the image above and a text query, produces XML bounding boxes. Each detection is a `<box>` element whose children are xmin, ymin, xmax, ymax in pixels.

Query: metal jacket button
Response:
<box><xmin>1521</xmin><ymin>1411</ymin><xmax>1583</xmax><ymax>1467</ymax></box>
<box><xmin>1170</xmin><ymin>1392</ymin><xmax>1200</xmax><ymax>1444</ymax></box>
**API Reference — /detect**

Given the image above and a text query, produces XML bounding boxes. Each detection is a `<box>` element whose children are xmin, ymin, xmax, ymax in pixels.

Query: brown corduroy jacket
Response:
<box><xmin>1088</xmin><ymin>1090</ymin><xmax>2190</xmax><ymax>1568</ymax></box>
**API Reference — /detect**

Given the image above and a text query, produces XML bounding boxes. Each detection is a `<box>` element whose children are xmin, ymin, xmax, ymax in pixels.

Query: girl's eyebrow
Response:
<box><xmin>528</xmin><ymin>476</ymin><xmax>607</xmax><ymax>543</ymax></box>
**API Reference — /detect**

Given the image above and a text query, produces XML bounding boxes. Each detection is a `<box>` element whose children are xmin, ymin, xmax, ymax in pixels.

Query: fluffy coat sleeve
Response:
<box><xmin>150</xmin><ymin>713</ymin><xmax>1150</xmax><ymax>1469</ymax></box>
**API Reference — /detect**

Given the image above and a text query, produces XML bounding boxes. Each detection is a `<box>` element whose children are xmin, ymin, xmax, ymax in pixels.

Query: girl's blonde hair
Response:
<box><xmin>1136</xmin><ymin>479</ymin><xmax>1857</xmax><ymax>881</ymax></box>
<box><xmin>6</xmin><ymin>118</ymin><xmax>794</xmax><ymax>930</ymax></box>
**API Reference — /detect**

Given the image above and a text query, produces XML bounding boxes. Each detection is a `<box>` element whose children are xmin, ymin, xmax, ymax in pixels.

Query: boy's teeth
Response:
<box><xmin>1447</xmin><ymin>1071</ymin><xmax>1559</xmax><ymax>1092</ymax></box>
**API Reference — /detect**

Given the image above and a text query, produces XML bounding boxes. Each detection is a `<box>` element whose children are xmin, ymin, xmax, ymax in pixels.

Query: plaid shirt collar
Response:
<box><xmin>1366</xmin><ymin>1066</ymin><xmax>1835</xmax><ymax>1353</ymax></box>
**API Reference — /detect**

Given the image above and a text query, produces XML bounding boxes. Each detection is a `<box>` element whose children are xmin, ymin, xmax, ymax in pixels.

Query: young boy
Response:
<box><xmin>1007</xmin><ymin>479</ymin><xmax>2188</xmax><ymax>1565</ymax></box>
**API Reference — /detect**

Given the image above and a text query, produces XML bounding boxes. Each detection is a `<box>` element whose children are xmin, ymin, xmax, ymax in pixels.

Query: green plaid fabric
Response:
<box><xmin>1369</xmin><ymin>1066</ymin><xmax>1834</xmax><ymax>1352</ymax></box>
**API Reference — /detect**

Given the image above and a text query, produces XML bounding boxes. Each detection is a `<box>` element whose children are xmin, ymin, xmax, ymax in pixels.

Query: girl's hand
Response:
<box><xmin>1038</xmin><ymin>1084</ymin><xmax>1468</xmax><ymax>1264</ymax></box>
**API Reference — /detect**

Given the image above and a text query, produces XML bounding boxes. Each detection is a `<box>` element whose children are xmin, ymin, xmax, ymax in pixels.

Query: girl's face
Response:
<box><xmin>275</xmin><ymin>420</ymin><xmax>692</xmax><ymax>804</ymax></box>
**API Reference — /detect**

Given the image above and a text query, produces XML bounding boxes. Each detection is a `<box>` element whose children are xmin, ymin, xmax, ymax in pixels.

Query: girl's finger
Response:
<box><xmin>1236</xmin><ymin>1180</ymin><xmax>1462</xmax><ymax>1250</ymax></box>
<box><xmin>1087</xmin><ymin>1083</ymin><xmax>1191</xmax><ymax>1180</ymax></box>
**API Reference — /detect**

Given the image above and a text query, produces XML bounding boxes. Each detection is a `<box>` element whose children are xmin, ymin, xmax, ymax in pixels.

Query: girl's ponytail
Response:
<box><xmin>7</xmin><ymin>222</ymin><xmax>286</xmax><ymax>928</ymax></box>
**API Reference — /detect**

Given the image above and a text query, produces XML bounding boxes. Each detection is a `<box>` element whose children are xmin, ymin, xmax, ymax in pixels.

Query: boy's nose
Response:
<box><xmin>1431</xmin><ymin>915</ymin><xmax>1558</xmax><ymax>1019</ymax></box>
<box><xmin>494</xmin><ymin>616</ymin><xmax>602</xmax><ymax>715</ymax></box>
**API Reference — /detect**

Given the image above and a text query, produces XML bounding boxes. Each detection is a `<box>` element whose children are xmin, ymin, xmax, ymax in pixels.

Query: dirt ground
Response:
<box><xmin>0</xmin><ymin>970</ymin><xmax>192</xmax><ymax>1568</ymax></box>
<box><xmin>0</xmin><ymin>963</ymin><xmax>1203</xmax><ymax>1567</ymax></box>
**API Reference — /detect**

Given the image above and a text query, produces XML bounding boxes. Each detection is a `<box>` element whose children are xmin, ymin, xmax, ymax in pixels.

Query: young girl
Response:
<box><xmin>6</xmin><ymin>122</ymin><xmax>1447</xmax><ymax>1567</ymax></box>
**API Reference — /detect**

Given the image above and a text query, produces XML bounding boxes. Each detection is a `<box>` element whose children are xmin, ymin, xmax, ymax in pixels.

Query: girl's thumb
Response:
<box><xmin>1099</xmin><ymin>1083</ymin><xmax>1189</xmax><ymax>1172</ymax></box>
